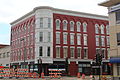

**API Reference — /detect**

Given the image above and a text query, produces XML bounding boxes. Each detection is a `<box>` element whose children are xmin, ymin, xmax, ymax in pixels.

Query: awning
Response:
<box><xmin>110</xmin><ymin>58</ymin><xmax>120</xmax><ymax>63</ymax></box>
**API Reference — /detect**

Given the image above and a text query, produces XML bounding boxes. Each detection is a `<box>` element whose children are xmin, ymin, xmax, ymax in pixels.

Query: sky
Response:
<box><xmin>0</xmin><ymin>0</ymin><xmax>108</xmax><ymax>45</ymax></box>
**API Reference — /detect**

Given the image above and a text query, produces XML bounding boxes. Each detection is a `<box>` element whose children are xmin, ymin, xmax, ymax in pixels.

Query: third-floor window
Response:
<box><xmin>70</xmin><ymin>21</ymin><xmax>74</xmax><ymax>31</ymax></box>
<box><xmin>40</xmin><ymin>18</ymin><xmax>43</xmax><ymax>28</ymax></box>
<box><xmin>39</xmin><ymin>32</ymin><xmax>43</xmax><ymax>42</ymax></box>
<box><xmin>56</xmin><ymin>19</ymin><xmax>61</xmax><ymax>30</ymax></box>
<box><xmin>63</xmin><ymin>20</ymin><xmax>68</xmax><ymax>30</ymax></box>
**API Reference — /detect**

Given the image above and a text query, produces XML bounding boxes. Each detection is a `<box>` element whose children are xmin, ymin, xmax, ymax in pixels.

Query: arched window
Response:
<box><xmin>76</xmin><ymin>21</ymin><xmax>81</xmax><ymax>32</ymax></box>
<box><xmin>106</xmin><ymin>25</ymin><xmax>109</xmax><ymax>34</ymax></box>
<box><xmin>70</xmin><ymin>21</ymin><xmax>74</xmax><ymax>31</ymax></box>
<box><xmin>83</xmin><ymin>22</ymin><xmax>87</xmax><ymax>32</ymax></box>
<box><xmin>56</xmin><ymin>19</ymin><xmax>61</xmax><ymax>30</ymax></box>
<box><xmin>95</xmin><ymin>24</ymin><xmax>99</xmax><ymax>34</ymax></box>
<box><xmin>100</xmin><ymin>24</ymin><xmax>104</xmax><ymax>34</ymax></box>
<box><xmin>63</xmin><ymin>20</ymin><xmax>68</xmax><ymax>30</ymax></box>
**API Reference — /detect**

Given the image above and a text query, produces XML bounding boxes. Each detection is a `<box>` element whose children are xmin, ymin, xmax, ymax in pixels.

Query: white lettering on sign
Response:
<box><xmin>109</xmin><ymin>4</ymin><xmax>120</xmax><ymax>13</ymax></box>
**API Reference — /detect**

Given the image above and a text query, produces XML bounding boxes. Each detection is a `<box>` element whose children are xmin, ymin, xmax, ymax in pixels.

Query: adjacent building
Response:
<box><xmin>0</xmin><ymin>44</ymin><xmax>10</xmax><ymax>67</ymax></box>
<box><xmin>99</xmin><ymin>0</ymin><xmax>120</xmax><ymax>79</ymax></box>
<box><xmin>10</xmin><ymin>6</ymin><xmax>110</xmax><ymax>76</ymax></box>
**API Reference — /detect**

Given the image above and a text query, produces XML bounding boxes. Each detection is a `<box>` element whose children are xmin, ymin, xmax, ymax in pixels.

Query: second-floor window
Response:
<box><xmin>77</xmin><ymin>47</ymin><xmax>81</xmax><ymax>58</ymax></box>
<box><xmin>39</xmin><ymin>32</ymin><xmax>43</xmax><ymax>42</ymax></box>
<box><xmin>63</xmin><ymin>47</ymin><xmax>68</xmax><ymax>58</ymax></box>
<box><xmin>48</xmin><ymin>32</ymin><xmax>51</xmax><ymax>42</ymax></box>
<box><xmin>83</xmin><ymin>48</ymin><xmax>88</xmax><ymax>59</ymax></box>
<box><xmin>107</xmin><ymin>36</ymin><xmax>110</xmax><ymax>46</ymax></box>
<box><xmin>101</xmin><ymin>36</ymin><xmax>105</xmax><ymax>46</ymax></box>
<box><xmin>77</xmin><ymin>34</ymin><xmax>81</xmax><ymax>45</ymax></box>
<box><xmin>96</xmin><ymin>36</ymin><xmax>99</xmax><ymax>46</ymax></box>
<box><xmin>70</xmin><ymin>47</ymin><xmax>74</xmax><ymax>58</ymax></box>
<box><xmin>63</xmin><ymin>32</ymin><xmax>67</xmax><ymax>44</ymax></box>
<box><xmin>56</xmin><ymin>47</ymin><xmax>60</xmax><ymax>58</ymax></box>
<box><xmin>70</xmin><ymin>34</ymin><xmax>74</xmax><ymax>45</ymax></box>
<box><xmin>39</xmin><ymin>46</ymin><xmax>43</xmax><ymax>56</ymax></box>
<box><xmin>47</xmin><ymin>47</ymin><xmax>50</xmax><ymax>57</ymax></box>
<box><xmin>56</xmin><ymin>32</ymin><xmax>60</xmax><ymax>44</ymax></box>
<box><xmin>83</xmin><ymin>34</ymin><xmax>87</xmax><ymax>46</ymax></box>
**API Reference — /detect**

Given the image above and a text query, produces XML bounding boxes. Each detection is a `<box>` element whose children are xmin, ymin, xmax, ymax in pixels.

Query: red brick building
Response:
<box><xmin>10</xmin><ymin>6</ymin><xmax>111</xmax><ymax>76</ymax></box>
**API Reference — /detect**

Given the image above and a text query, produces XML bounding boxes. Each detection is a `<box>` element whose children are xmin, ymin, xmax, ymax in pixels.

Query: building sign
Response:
<box><xmin>41</xmin><ymin>57</ymin><xmax>53</xmax><ymax>63</ymax></box>
<box><xmin>109</xmin><ymin>3</ymin><xmax>120</xmax><ymax>13</ymax></box>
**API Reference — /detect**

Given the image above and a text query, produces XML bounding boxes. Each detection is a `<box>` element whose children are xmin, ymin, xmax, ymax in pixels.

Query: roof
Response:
<box><xmin>0</xmin><ymin>44</ymin><xmax>9</xmax><ymax>48</ymax></box>
<box><xmin>99</xmin><ymin>0</ymin><xmax>120</xmax><ymax>7</ymax></box>
<box><xmin>10</xmin><ymin>6</ymin><xmax>108</xmax><ymax>25</ymax></box>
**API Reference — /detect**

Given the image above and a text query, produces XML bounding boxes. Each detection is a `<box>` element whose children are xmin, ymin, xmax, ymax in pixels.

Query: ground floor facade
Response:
<box><xmin>10</xmin><ymin>59</ymin><xmax>111</xmax><ymax>76</ymax></box>
<box><xmin>110</xmin><ymin>57</ymin><xmax>120</xmax><ymax>80</ymax></box>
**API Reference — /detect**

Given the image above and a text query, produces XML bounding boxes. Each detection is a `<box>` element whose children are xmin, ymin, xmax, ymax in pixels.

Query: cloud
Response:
<box><xmin>0</xmin><ymin>0</ymin><xmax>107</xmax><ymax>23</ymax></box>
<box><xmin>0</xmin><ymin>0</ymin><xmax>108</xmax><ymax>44</ymax></box>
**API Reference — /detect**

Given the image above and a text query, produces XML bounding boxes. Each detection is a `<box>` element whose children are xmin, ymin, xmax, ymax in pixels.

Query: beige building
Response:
<box><xmin>99</xmin><ymin>0</ymin><xmax>120</xmax><ymax>79</ymax></box>
<box><xmin>0</xmin><ymin>45</ymin><xmax>10</xmax><ymax>67</ymax></box>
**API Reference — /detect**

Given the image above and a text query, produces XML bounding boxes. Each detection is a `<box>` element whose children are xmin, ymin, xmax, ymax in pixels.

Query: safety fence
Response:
<box><xmin>49</xmin><ymin>69</ymin><xmax>62</xmax><ymax>79</ymax></box>
<box><xmin>0</xmin><ymin>68</ymin><xmax>39</xmax><ymax>79</ymax></box>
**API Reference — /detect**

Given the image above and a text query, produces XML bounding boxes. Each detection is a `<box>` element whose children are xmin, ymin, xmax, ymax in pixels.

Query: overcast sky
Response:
<box><xmin>0</xmin><ymin>0</ymin><xmax>107</xmax><ymax>44</ymax></box>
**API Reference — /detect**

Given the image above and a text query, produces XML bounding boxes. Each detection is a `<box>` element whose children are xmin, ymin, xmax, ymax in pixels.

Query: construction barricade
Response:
<box><xmin>49</xmin><ymin>69</ymin><xmax>62</xmax><ymax>79</ymax></box>
<box><xmin>0</xmin><ymin>68</ymin><xmax>40</xmax><ymax>79</ymax></box>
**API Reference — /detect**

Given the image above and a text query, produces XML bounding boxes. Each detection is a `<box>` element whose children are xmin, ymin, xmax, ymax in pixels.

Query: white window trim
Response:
<box><xmin>62</xmin><ymin>20</ymin><xmax>68</xmax><ymax>30</ymax></box>
<box><xmin>102</xmin><ymin>48</ymin><xmax>106</xmax><ymax>59</ymax></box>
<box><xmin>106</xmin><ymin>25</ymin><xmax>109</xmax><ymax>35</ymax></box>
<box><xmin>70</xmin><ymin>33</ymin><xmax>75</xmax><ymax>45</ymax></box>
<box><xmin>83</xmin><ymin>47</ymin><xmax>88</xmax><ymax>59</ymax></box>
<box><xmin>95</xmin><ymin>24</ymin><xmax>99</xmax><ymax>34</ymax></box>
<box><xmin>55</xmin><ymin>19</ymin><xmax>61</xmax><ymax>30</ymax></box>
<box><xmin>77</xmin><ymin>33</ymin><xmax>81</xmax><ymax>45</ymax></box>
<box><xmin>106</xmin><ymin>36</ymin><xmax>110</xmax><ymax>46</ymax></box>
<box><xmin>101</xmin><ymin>36</ymin><xmax>105</xmax><ymax>46</ymax></box>
<box><xmin>56</xmin><ymin>32</ymin><xmax>60</xmax><ymax>44</ymax></box>
<box><xmin>63</xmin><ymin>32</ymin><xmax>68</xmax><ymax>44</ymax></box>
<box><xmin>56</xmin><ymin>46</ymin><xmax>61</xmax><ymax>58</ymax></box>
<box><xmin>76</xmin><ymin>21</ymin><xmax>81</xmax><ymax>32</ymax></box>
<box><xmin>77</xmin><ymin>47</ymin><xmax>81</xmax><ymax>58</ymax></box>
<box><xmin>70</xmin><ymin>46</ymin><xmax>75</xmax><ymax>58</ymax></box>
<box><xmin>83</xmin><ymin>22</ymin><xmax>87</xmax><ymax>32</ymax></box>
<box><xmin>100</xmin><ymin>24</ymin><xmax>104</xmax><ymax>34</ymax></box>
<box><xmin>107</xmin><ymin>48</ymin><xmax>110</xmax><ymax>59</ymax></box>
<box><xmin>83</xmin><ymin>34</ymin><xmax>88</xmax><ymax>46</ymax></box>
<box><xmin>63</xmin><ymin>46</ymin><xmax>68</xmax><ymax>58</ymax></box>
<box><xmin>70</xmin><ymin>21</ymin><xmax>75</xmax><ymax>31</ymax></box>
<box><xmin>96</xmin><ymin>35</ymin><xmax>99</xmax><ymax>46</ymax></box>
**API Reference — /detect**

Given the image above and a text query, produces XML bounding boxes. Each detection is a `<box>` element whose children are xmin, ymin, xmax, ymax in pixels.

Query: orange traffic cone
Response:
<box><xmin>82</xmin><ymin>74</ymin><xmax>85</xmax><ymax>79</ymax></box>
<box><xmin>77</xmin><ymin>72</ymin><xmax>80</xmax><ymax>78</ymax></box>
<box><xmin>41</xmin><ymin>72</ymin><xmax>44</xmax><ymax>78</ymax></box>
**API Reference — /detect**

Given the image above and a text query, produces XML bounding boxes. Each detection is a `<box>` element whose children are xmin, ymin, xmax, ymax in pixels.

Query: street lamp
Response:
<box><xmin>21</xmin><ymin>38</ymin><xmax>26</xmax><ymax>69</ymax></box>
